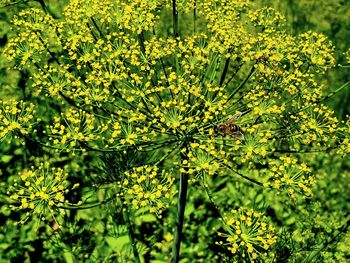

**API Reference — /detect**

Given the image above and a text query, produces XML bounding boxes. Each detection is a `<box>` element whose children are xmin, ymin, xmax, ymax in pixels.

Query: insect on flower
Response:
<box><xmin>213</xmin><ymin>112</ymin><xmax>244</xmax><ymax>139</ymax></box>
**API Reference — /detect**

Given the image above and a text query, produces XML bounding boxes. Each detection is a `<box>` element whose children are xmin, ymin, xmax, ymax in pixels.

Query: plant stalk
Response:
<box><xmin>172</xmin><ymin>0</ymin><xmax>179</xmax><ymax>38</ymax></box>
<box><xmin>219</xmin><ymin>57</ymin><xmax>231</xmax><ymax>86</ymax></box>
<box><xmin>171</xmin><ymin>145</ymin><xmax>189</xmax><ymax>263</ymax></box>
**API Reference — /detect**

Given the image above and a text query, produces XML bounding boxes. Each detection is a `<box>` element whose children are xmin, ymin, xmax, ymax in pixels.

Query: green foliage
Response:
<box><xmin>0</xmin><ymin>0</ymin><xmax>349</xmax><ymax>262</ymax></box>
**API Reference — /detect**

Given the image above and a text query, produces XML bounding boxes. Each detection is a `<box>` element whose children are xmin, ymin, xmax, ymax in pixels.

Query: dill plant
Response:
<box><xmin>1</xmin><ymin>0</ymin><xmax>349</xmax><ymax>261</ymax></box>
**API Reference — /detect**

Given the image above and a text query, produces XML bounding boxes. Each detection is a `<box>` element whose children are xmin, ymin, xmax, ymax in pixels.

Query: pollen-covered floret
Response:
<box><xmin>119</xmin><ymin>165</ymin><xmax>176</xmax><ymax>217</ymax></box>
<box><xmin>263</xmin><ymin>156</ymin><xmax>315</xmax><ymax>198</ymax></box>
<box><xmin>217</xmin><ymin>208</ymin><xmax>276</xmax><ymax>261</ymax></box>
<box><xmin>0</xmin><ymin>99</ymin><xmax>37</xmax><ymax>142</ymax></box>
<box><xmin>7</xmin><ymin>164</ymin><xmax>79</xmax><ymax>226</ymax></box>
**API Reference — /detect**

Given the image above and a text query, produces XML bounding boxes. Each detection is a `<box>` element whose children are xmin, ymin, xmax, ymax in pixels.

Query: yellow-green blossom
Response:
<box><xmin>217</xmin><ymin>208</ymin><xmax>276</xmax><ymax>261</ymax></box>
<box><xmin>7</xmin><ymin>164</ymin><xmax>79</xmax><ymax>226</ymax></box>
<box><xmin>120</xmin><ymin>165</ymin><xmax>175</xmax><ymax>217</ymax></box>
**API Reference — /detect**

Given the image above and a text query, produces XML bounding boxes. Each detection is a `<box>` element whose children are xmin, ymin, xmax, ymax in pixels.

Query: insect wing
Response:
<box><xmin>225</xmin><ymin>111</ymin><xmax>242</xmax><ymax>124</ymax></box>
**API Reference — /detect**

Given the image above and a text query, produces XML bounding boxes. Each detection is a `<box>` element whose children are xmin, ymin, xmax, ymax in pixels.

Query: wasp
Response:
<box><xmin>213</xmin><ymin>112</ymin><xmax>244</xmax><ymax>139</ymax></box>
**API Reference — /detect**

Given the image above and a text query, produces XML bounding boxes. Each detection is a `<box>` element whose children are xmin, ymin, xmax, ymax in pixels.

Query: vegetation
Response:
<box><xmin>0</xmin><ymin>0</ymin><xmax>349</xmax><ymax>262</ymax></box>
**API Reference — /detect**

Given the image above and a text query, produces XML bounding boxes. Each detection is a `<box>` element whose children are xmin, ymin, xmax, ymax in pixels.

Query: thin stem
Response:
<box><xmin>59</xmin><ymin>196</ymin><xmax>116</xmax><ymax>210</ymax></box>
<box><xmin>171</xmin><ymin>172</ymin><xmax>188</xmax><ymax>263</ymax></box>
<box><xmin>172</xmin><ymin>0</ymin><xmax>179</xmax><ymax>38</ymax></box>
<box><xmin>273</xmin><ymin>147</ymin><xmax>335</xmax><ymax>154</ymax></box>
<box><xmin>171</xmin><ymin>143</ymin><xmax>189</xmax><ymax>263</ymax></box>
<box><xmin>231</xmin><ymin>169</ymin><xmax>264</xmax><ymax>187</ymax></box>
<box><xmin>203</xmin><ymin>183</ymin><xmax>225</xmax><ymax>221</ymax></box>
<box><xmin>21</xmin><ymin>134</ymin><xmax>63</xmax><ymax>151</ymax></box>
<box><xmin>36</xmin><ymin>34</ymin><xmax>60</xmax><ymax>64</ymax></box>
<box><xmin>91</xmin><ymin>17</ymin><xmax>104</xmax><ymax>38</ymax></box>
<box><xmin>155</xmin><ymin>140</ymin><xmax>182</xmax><ymax>165</ymax></box>
<box><xmin>224</xmin><ymin>62</ymin><xmax>244</xmax><ymax>87</ymax></box>
<box><xmin>80</xmin><ymin>142</ymin><xmax>118</xmax><ymax>152</ymax></box>
<box><xmin>292</xmin><ymin>81</ymin><xmax>350</xmax><ymax>115</ymax></box>
<box><xmin>37</xmin><ymin>0</ymin><xmax>48</xmax><ymax>13</ymax></box>
<box><xmin>319</xmin><ymin>80</ymin><xmax>350</xmax><ymax>103</ymax></box>
<box><xmin>172</xmin><ymin>0</ymin><xmax>180</xmax><ymax>106</ymax></box>
<box><xmin>220</xmin><ymin>160</ymin><xmax>264</xmax><ymax>187</ymax></box>
<box><xmin>160</xmin><ymin>58</ymin><xmax>174</xmax><ymax>99</ymax></box>
<box><xmin>138</xmin><ymin>33</ymin><xmax>146</xmax><ymax>53</ymax></box>
<box><xmin>37</xmin><ymin>0</ymin><xmax>57</xmax><ymax>18</ymax></box>
<box><xmin>226</xmin><ymin>65</ymin><xmax>256</xmax><ymax>102</ymax></box>
<box><xmin>193</xmin><ymin>0</ymin><xmax>197</xmax><ymax>34</ymax></box>
<box><xmin>219</xmin><ymin>57</ymin><xmax>230</xmax><ymax>86</ymax></box>
<box><xmin>86</xmin><ymin>22</ymin><xmax>98</xmax><ymax>41</ymax></box>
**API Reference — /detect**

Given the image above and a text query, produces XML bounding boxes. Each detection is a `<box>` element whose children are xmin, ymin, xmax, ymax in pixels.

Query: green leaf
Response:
<box><xmin>14</xmin><ymin>148</ymin><xmax>22</xmax><ymax>155</ymax></box>
<box><xmin>1</xmin><ymin>205</ymin><xmax>11</xmax><ymax>216</ymax></box>
<box><xmin>135</xmin><ymin>213</ymin><xmax>157</xmax><ymax>225</ymax></box>
<box><xmin>1</xmin><ymin>155</ymin><xmax>12</xmax><ymax>163</ymax></box>
<box><xmin>0</xmin><ymin>243</ymin><xmax>10</xmax><ymax>250</ymax></box>
<box><xmin>105</xmin><ymin>235</ymin><xmax>129</xmax><ymax>252</ymax></box>
<box><xmin>286</xmin><ymin>216</ymin><xmax>296</xmax><ymax>225</ymax></box>
<box><xmin>185</xmin><ymin>202</ymin><xmax>194</xmax><ymax>217</ymax></box>
<box><xmin>63</xmin><ymin>252</ymin><xmax>76</xmax><ymax>263</ymax></box>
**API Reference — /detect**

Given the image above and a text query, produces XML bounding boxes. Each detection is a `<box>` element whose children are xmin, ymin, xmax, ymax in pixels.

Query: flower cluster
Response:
<box><xmin>7</xmin><ymin>164</ymin><xmax>79</xmax><ymax>225</ymax></box>
<box><xmin>346</xmin><ymin>48</ymin><xmax>350</xmax><ymax>64</ymax></box>
<box><xmin>248</xmin><ymin>7</ymin><xmax>286</xmax><ymax>28</ymax></box>
<box><xmin>180</xmin><ymin>143</ymin><xmax>224</xmax><ymax>176</ymax></box>
<box><xmin>1</xmin><ymin>0</ymin><xmax>344</xmax><ymax>198</ymax></box>
<box><xmin>45</xmin><ymin>108</ymin><xmax>106</xmax><ymax>150</ymax></box>
<box><xmin>298</xmin><ymin>31</ymin><xmax>335</xmax><ymax>72</ymax></box>
<box><xmin>0</xmin><ymin>99</ymin><xmax>37</xmax><ymax>142</ymax></box>
<box><xmin>336</xmin><ymin>117</ymin><xmax>350</xmax><ymax>157</ymax></box>
<box><xmin>263</xmin><ymin>156</ymin><xmax>315</xmax><ymax>198</ymax></box>
<box><xmin>119</xmin><ymin>165</ymin><xmax>176</xmax><ymax>217</ymax></box>
<box><xmin>0</xmin><ymin>0</ymin><xmax>346</xmax><ymax>209</ymax></box>
<box><xmin>217</xmin><ymin>208</ymin><xmax>276</xmax><ymax>261</ymax></box>
<box><xmin>1</xmin><ymin>4</ymin><xmax>349</xmax><ymax>262</ymax></box>
<box><xmin>2</xmin><ymin>8</ymin><xmax>60</xmax><ymax>69</ymax></box>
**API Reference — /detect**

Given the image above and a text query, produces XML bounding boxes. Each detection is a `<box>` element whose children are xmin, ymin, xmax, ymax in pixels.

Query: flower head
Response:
<box><xmin>217</xmin><ymin>208</ymin><xmax>276</xmax><ymax>261</ymax></box>
<box><xmin>119</xmin><ymin>165</ymin><xmax>175</xmax><ymax>217</ymax></box>
<box><xmin>0</xmin><ymin>99</ymin><xmax>37</xmax><ymax>142</ymax></box>
<box><xmin>7</xmin><ymin>164</ymin><xmax>78</xmax><ymax>226</ymax></box>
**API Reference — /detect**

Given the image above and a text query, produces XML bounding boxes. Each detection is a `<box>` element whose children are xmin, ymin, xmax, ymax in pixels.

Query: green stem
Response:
<box><xmin>319</xmin><ymin>80</ymin><xmax>350</xmax><ymax>103</ymax></box>
<box><xmin>172</xmin><ymin>0</ymin><xmax>179</xmax><ymax>38</ymax></box>
<box><xmin>91</xmin><ymin>17</ymin><xmax>104</xmax><ymax>38</ymax></box>
<box><xmin>3</xmin><ymin>0</ymin><xmax>30</xmax><ymax>7</ymax></box>
<box><xmin>203</xmin><ymin>183</ymin><xmax>225</xmax><ymax>221</ymax></box>
<box><xmin>193</xmin><ymin>0</ymin><xmax>197</xmax><ymax>34</ymax></box>
<box><xmin>37</xmin><ymin>0</ymin><xmax>48</xmax><ymax>12</ymax></box>
<box><xmin>219</xmin><ymin>57</ymin><xmax>230</xmax><ymax>86</ymax></box>
<box><xmin>59</xmin><ymin>196</ymin><xmax>116</xmax><ymax>210</ymax></box>
<box><xmin>224</xmin><ymin>62</ymin><xmax>243</xmax><ymax>87</ymax></box>
<box><xmin>171</xmin><ymin>146</ymin><xmax>189</xmax><ymax>263</ymax></box>
<box><xmin>226</xmin><ymin>65</ymin><xmax>256</xmax><ymax>103</ymax></box>
<box><xmin>37</xmin><ymin>0</ymin><xmax>57</xmax><ymax>18</ymax></box>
